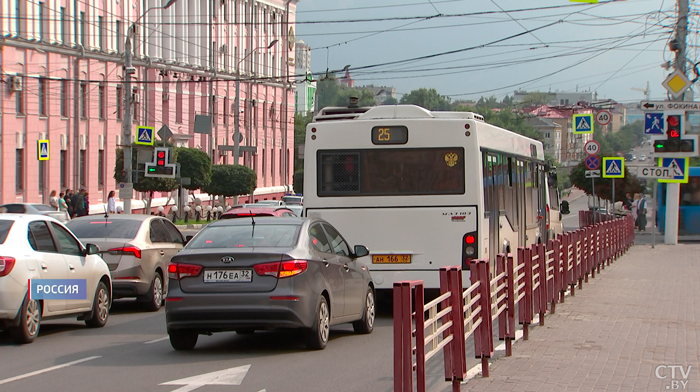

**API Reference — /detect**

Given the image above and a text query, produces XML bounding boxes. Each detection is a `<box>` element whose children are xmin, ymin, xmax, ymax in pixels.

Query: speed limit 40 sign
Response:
<box><xmin>585</xmin><ymin>140</ymin><xmax>600</xmax><ymax>156</ymax></box>
<box><xmin>596</xmin><ymin>110</ymin><xmax>612</xmax><ymax>126</ymax></box>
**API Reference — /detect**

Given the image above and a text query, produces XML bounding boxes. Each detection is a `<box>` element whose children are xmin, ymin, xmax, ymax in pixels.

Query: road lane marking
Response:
<box><xmin>144</xmin><ymin>336</ymin><xmax>169</xmax><ymax>344</ymax></box>
<box><xmin>0</xmin><ymin>356</ymin><xmax>101</xmax><ymax>385</ymax></box>
<box><xmin>160</xmin><ymin>364</ymin><xmax>251</xmax><ymax>392</ymax></box>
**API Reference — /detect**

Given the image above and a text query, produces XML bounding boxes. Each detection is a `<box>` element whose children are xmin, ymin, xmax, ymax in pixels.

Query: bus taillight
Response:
<box><xmin>462</xmin><ymin>231</ymin><xmax>478</xmax><ymax>270</ymax></box>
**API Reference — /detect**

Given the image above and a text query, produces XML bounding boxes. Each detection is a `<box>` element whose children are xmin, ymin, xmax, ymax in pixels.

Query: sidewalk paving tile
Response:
<box><xmin>461</xmin><ymin>244</ymin><xmax>700</xmax><ymax>392</ymax></box>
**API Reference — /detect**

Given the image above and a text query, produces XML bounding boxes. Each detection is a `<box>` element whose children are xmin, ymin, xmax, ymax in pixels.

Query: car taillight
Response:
<box><xmin>0</xmin><ymin>256</ymin><xmax>16</xmax><ymax>277</ymax></box>
<box><xmin>254</xmin><ymin>260</ymin><xmax>308</xmax><ymax>278</ymax></box>
<box><xmin>546</xmin><ymin>204</ymin><xmax>551</xmax><ymax>231</ymax></box>
<box><xmin>108</xmin><ymin>246</ymin><xmax>142</xmax><ymax>259</ymax></box>
<box><xmin>168</xmin><ymin>263</ymin><xmax>202</xmax><ymax>280</ymax></box>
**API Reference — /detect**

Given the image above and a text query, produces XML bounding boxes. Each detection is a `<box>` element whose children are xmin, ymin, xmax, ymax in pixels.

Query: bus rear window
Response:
<box><xmin>318</xmin><ymin>148</ymin><xmax>465</xmax><ymax>196</ymax></box>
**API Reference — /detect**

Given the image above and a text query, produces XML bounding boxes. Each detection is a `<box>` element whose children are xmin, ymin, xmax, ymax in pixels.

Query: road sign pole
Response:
<box><xmin>592</xmin><ymin>177</ymin><xmax>596</xmax><ymax>225</ymax></box>
<box><xmin>612</xmin><ymin>178</ymin><xmax>615</xmax><ymax>216</ymax></box>
<box><xmin>652</xmin><ymin>180</ymin><xmax>657</xmax><ymax>249</ymax></box>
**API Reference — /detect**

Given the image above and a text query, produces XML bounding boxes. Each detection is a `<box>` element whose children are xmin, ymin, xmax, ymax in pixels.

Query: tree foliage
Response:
<box><xmin>382</xmin><ymin>96</ymin><xmax>398</xmax><ymax>105</ymax></box>
<box><xmin>315</xmin><ymin>74</ymin><xmax>376</xmax><ymax>109</ymax></box>
<box><xmin>175</xmin><ymin>147</ymin><xmax>212</xmax><ymax>190</ymax></box>
<box><xmin>293</xmin><ymin>170</ymin><xmax>304</xmax><ymax>195</ymax></box>
<box><xmin>399</xmin><ymin>88</ymin><xmax>451</xmax><ymax>110</ymax></box>
<box><xmin>570</xmin><ymin>159</ymin><xmax>645</xmax><ymax>202</ymax></box>
<box><xmin>113</xmin><ymin>141</ymin><xmax>178</xmax><ymax>193</ymax></box>
<box><xmin>202</xmin><ymin>165</ymin><xmax>257</xmax><ymax>197</ymax></box>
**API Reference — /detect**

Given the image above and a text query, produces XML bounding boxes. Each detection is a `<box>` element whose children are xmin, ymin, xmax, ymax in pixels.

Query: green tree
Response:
<box><xmin>475</xmin><ymin>96</ymin><xmax>499</xmax><ymax>110</ymax></box>
<box><xmin>399</xmin><ymin>88</ymin><xmax>451</xmax><ymax>110</ymax></box>
<box><xmin>335</xmin><ymin>88</ymin><xmax>375</xmax><ymax>107</ymax></box>
<box><xmin>293</xmin><ymin>170</ymin><xmax>304</xmax><ymax>195</ymax></box>
<box><xmin>382</xmin><ymin>96</ymin><xmax>398</xmax><ymax>105</ymax></box>
<box><xmin>295</xmin><ymin>112</ymin><xmax>313</xmax><ymax>171</ymax></box>
<box><xmin>175</xmin><ymin>147</ymin><xmax>212</xmax><ymax>191</ymax></box>
<box><xmin>501</xmin><ymin>95</ymin><xmax>515</xmax><ymax>107</ymax></box>
<box><xmin>570</xmin><ymin>158</ymin><xmax>645</xmax><ymax>202</ymax></box>
<box><xmin>316</xmin><ymin>74</ymin><xmax>341</xmax><ymax>110</ymax></box>
<box><xmin>202</xmin><ymin>165</ymin><xmax>257</xmax><ymax>197</ymax></box>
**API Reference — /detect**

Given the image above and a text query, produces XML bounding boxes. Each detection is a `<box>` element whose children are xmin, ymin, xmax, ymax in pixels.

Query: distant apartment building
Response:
<box><xmin>514</xmin><ymin>89</ymin><xmax>597</xmax><ymax>107</ymax></box>
<box><xmin>358</xmin><ymin>84</ymin><xmax>397</xmax><ymax>105</ymax></box>
<box><xmin>294</xmin><ymin>39</ymin><xmax>316</xmax><ymax>114</ymax></box>
<box><xmin>1</xmin><ymin>0</ymin><xmax>298</xmax><ymax>209</ymax></box>
<box><xmin>523</xmin><ymin>105</ymin><xmax>594</xmax><ymax>165</ymax></box>
<box><xmin>526</xmin><ymin>116</ymin><xmax>562</xmax><ymax>162</ymax></box>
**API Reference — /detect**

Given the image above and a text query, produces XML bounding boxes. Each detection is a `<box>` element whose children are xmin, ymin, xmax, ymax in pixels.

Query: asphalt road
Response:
<box><xmin>0</xmin><ymin>196</ymin><xmax>596</xmax><ymax>392</ymax></box>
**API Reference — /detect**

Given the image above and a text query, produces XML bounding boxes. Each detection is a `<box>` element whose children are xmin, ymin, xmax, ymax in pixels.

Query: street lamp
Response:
<box><xmin>233</xmin><ymin>39</ymin><xmax>279</xmax><ymax>166</ymax></box>
<box><xmin>121</xmin><ymin>0</ymin><xmax>178</xmax><ymax>214</ymax></box>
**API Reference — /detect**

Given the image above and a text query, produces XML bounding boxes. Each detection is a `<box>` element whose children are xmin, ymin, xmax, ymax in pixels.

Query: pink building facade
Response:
<box><xmin>1</xmin><ymin>0</ymin><xmax>297</xmax><ymax>212</ymax></box>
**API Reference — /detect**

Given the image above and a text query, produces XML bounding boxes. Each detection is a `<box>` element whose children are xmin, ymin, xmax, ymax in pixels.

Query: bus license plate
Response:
<box><xmin>372</xmin><ymin>255</ymin><xmax>411</xmax><ymax>264</ymax></box>
<box><xmin>204</xmin><ymin>269</ymin><xmax>252</xmax><ymax>283</ymax></box>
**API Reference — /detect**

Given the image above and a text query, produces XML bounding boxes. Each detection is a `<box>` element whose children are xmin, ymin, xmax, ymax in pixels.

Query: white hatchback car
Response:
<box><xmin>0</xmin><ymin>215</ymin><xmax>112</xmax><ymax>344</ymax></box>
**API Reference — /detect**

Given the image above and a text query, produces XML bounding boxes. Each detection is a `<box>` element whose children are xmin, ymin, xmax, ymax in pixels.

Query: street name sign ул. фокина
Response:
<box><xmin>658</xmin><ymin>157</ymin><xmax>689</xmax><ymax>184</ymax></box>
<box><xmin>640</xmin><ymin>101</ymin><xmax>700</xmax><ymax>112</ymax></box>
<box><xmin>602</xmin><ymin>157</ymin><xmax>625</xmax><ymax>178</ymax></box>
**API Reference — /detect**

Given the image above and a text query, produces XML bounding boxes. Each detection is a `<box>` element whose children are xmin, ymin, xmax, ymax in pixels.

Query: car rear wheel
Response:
<box><xmin>85</xmin><ymin>282</ymin><xmax>110</xmax><ymax>328</ymax></box>
<box><xmin>353</xmin><ymin>287</ymin><xmax>375</xmax><ymax>334</ymax></box>
<box><xmin>304</xmin><ymin>295</ymin><xmax>330</xmax><ymax>350</ymax></box>
<box><xmin>142</xmin><ymin>272</ymin><xmax>164</xmax><ymax>312</ymax></box>
<box><xmin>169</xmin><ymin>330</ymin><xmax>198</xmax><ymax>351</ymax></box>
<box><xmin>10</xmin><ymin>295</ymin><xmax>41</xmax><ymax>344</ymax></box>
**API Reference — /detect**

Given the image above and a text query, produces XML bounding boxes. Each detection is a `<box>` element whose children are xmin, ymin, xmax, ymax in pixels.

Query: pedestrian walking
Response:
<box><xmin>631</xmin><ymin>193</ymin><xmax>640</xmax><ymax>230</ymax></box>
<box><xmin>58</xmin><ymin>192</ymin><xmax>69</xmax><ymax>213</ymax></box>
<box><xmin>48</xmin><ymin>190</ymin><xmax>59</xmax><ymax>210</ymax></box>
<box><xmin>637</xmin><ymin>194</ymin><xmax>648</xmax><ymax>232</ymax></box>
<box><xmin>107</xmin><ymin>190</ymin><xmax>117</xmax><ymax>214</ymax></box>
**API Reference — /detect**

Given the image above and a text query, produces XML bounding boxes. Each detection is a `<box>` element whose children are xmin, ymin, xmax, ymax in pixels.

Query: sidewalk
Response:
<box><xmin>461</xmin><ymin>244</ymin><xmax>700</xmax><ymax>392</ymax></box>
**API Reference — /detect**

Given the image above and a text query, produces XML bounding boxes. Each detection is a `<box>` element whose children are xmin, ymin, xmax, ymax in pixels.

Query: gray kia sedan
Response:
<box><xmin>165</xmin><ymin>217</ymin><xmax>374</xmax><ymax>351</ymax></box>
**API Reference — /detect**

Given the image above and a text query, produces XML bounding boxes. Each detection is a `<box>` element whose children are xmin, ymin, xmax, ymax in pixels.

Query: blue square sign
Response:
<box><xmin>135</xmin><ymin>126</ymin><xmax>155</xmax><ymax>146</ymax></box>
<box><xmin>573</xmin><ymin>114</ymin><xmax>594</xmax><ymax>134</ymax></box>
<box><xmin>603</xmin><ymin>157</ymin><xmax>624</xmax><ymax>178</ymax></box>
<box><xmin>37</xmin><ymin>140</ymin><xmax>50</xmax><ymax>161</ymax></box>
<box><xmin>658</xmin><ymin>157</ymin><xmax>688</xmax><ymax>183</ymax></box>
<box><xmin>644</xmin><ymin>113</ymin><xmax>664</xmax><ymax>134</ymax></box>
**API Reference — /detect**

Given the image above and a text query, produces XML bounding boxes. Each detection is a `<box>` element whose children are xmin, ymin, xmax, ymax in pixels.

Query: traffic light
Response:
<box><xmin>653</xmin><ymin>113</ymin><xmax>698</xmax><ymax>157</ymax></box>
<box><xmin>145</xmin><ymin>147</ymin><xmax>177</xmax><ymax>178</ymax></box>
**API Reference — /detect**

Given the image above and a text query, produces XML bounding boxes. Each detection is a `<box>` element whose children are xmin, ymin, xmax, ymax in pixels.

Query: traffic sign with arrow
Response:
<box><xmin>640</xmin><ymin>101</ymin><xmax>700</xmax><ymax>112</ymax></box>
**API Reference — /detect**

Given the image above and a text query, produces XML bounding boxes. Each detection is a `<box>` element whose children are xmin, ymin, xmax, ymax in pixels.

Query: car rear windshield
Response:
<box><xmin>66</xmin><ymin>219</ymin><xmax>142</xmax><ymax>239</ymax></box>
<box><xmin>32</xmin><ymin>204</ymin><xmax>57</xmax><ymax>212</ymax></box>
<box><xmin>221</xmin><ymin>212</ymin><xmax>275</xmax><ymax>219</ymax></box>
<box><xmin>0</xmin><ymin>220</ymin><xmax>14</xmax><ymax>244</ymax></box>
<box><xmin>187</xmin><ymin>224</ymin><xmax>300</xmax><ymax>249</ymax></box>
<box><xmin>282</xmin><ymin>197</ymin><xmax>302</xmax><ymax>204</ymax></box>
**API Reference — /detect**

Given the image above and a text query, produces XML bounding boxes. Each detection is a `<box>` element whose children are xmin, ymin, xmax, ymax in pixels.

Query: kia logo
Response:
<box><xmin>221</xmin><ymin>256</ymin><xmax>235</xmax><ymax>263</ymax></box>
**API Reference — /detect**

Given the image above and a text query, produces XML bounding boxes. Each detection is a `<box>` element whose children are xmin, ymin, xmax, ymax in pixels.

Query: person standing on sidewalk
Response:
<box><xmin>631</xmin><ymin>193</ymin><xmax>640</xmax><ymax>230</ymax></box>
<box><xmin>636</xmin><ymin>194</ymin><xmax>648</xmax><ymax>232</ymax></box>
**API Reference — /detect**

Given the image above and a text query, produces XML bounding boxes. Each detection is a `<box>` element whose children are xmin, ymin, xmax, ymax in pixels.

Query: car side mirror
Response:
<box><xmin>185</xmin><ymin>235</ymin><xmax>193</xmax><ymax>244</ymax></box>
<box><xmin>85</xmin><ymin>243</ymin><xmax>100</xmax><ymax>255</ymax></box>
<box><xmin>353</xmin><ymin>245</ymin><xmax>370</xmax><ymax>258</ymax></box>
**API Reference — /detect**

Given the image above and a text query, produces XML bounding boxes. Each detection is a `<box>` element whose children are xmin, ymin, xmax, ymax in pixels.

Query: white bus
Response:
<box><xmin>303</xmin><ymin>104</ymin><xmax>561</xmax><ymax>290</ymax></box>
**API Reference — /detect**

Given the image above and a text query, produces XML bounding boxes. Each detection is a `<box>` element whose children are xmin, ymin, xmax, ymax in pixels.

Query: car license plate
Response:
<box><xmin>372</xmin><ymin>254</ymin><xmax>411</xmax><ymax>264</ymax></box>
<box><xmin>203</xmin><ymin>269</ymin><xmax>253</xmax><ymax>283</ymax></box>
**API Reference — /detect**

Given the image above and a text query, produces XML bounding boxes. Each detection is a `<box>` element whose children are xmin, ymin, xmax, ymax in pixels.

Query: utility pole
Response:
<box><xmin>664</xmin><ymin>0</ymin><xmax>688</xmax><ymax>245</ymax></box>
<box><xmin>121</xmin><ymin>1</ymin><xmax>178</xmax><ymax>214</ymax></box>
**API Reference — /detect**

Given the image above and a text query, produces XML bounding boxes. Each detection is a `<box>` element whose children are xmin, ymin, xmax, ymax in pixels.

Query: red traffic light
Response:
<box><xmin>667</xmin><ymin>115</ymin><xmax>680</xmax><ymax>127</ymax></box>
<box><xmin>157</xmin><ymin>151</ymin><xmax>165</xmax><ymax>158</ymax></box>
<box><xmin>669</xmin><ymin>129</ymin><xmax>680</xmax><ymax>138</ymax></box>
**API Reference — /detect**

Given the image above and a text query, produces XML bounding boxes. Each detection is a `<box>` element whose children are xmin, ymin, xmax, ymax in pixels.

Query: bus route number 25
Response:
<box><xmin>378</xmin><ymin>128</ymin><xmax>391</xmax><ymax>141</ymax></box>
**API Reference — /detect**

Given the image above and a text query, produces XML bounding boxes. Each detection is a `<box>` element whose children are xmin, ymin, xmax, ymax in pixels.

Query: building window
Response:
<box><xmin>80</xmin><ymin>11</ymin><xmax>86</xmax><ymax>47</ymax></box>
<box><xmin>223</xmin><ymin>97</ymin><xmax>229</xmax><ymax>125</ymax></box>
<box><xmin>80</xmin><ymin>82</ymin><xmax>88</xmax><ymax>118</ymax></box>
<box><xmin>262</xmin><ymin>149</ymin><xmax>266</xmax><ymax>180</ymax></box>
<box><xmin>79</xmin><ymin>149</ymin><xmax>86</xmax><ymax>187</ymax></box>
<box><xmin>60</xmin><ymin>7</ymin><xmax>67</xmax><ymax>44</ymax></box>
<box><xmin>98</xmin><ymin>149</ymin><xmax>104</xmax><ymax>186</ymax></box>
<box><xmin>544</xmin><ymin>132</ymin><xmax>551</xmax><ymax>139</ymax></box>
<box><xmin>60</xmin><ymin>150</ymin><xmax>68</xmax><ymax>189</ymax></box>
<box><xmin>15</xmin><ymin>76</ymin><xmax>25</xmax><ymax>115</ymax></box>
<box><xmin>38</xmin><ymin>2</ymin><xmax>45</xmax><ymax>41</ymax></box>
<box><xmin>223</xmin><ymin>0</ymin><xmax>228</xmax><ymax>20</ymax></box>
<box><xmin>39</xmin><ymin>160</ymin><xmax>45</xmax><ymax>191</ymax></box>
<box><xmin>60</xmin><ymin>80</ymin><xmax>69</xmax><ymax>117</ymax></box>
<box><xmin>116</xmin><ymin>85</ymin><xmax>123</xmax><ymax>120</ymax></box>
<box><xmin>116</xmin><ymin>20</ymin><xmax>123</xmax><ymax>52</ymax></box>
<box><xmin>16</xmin><ymin>149</ymin><xmax>24</xmax><ymax>191</ymax></box>
<box><xmin>98</xmin><ymin>83</ymin><xmax>106</xmax><ymax>119</ymax></box>
<box><xmin>175</xmin><ymin>81</ymin><xmax>183</xmax><ymax>123</ymax></box>
<box><xmin>98</xmin><ymin>16</ymin><xmax>104</xmax><ymax>50</ymax></box>
<box><xmin>38</xmin><ymin>77</ymin><xmax>48</xmax><ymax>116</ymax></box>
<box><xmin>271</xmin><ymin>148</ymin><xmax>275</xmax><ymax>179</ymax></box>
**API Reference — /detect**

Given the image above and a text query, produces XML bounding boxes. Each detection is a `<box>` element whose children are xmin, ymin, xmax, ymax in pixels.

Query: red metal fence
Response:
<box><xmin>393</xmin><ymin>215</ymin><xmax>635</xmax><ymax>392</ymax></box>
<box><xmin>578</xmin><ymin>210</ymin><xmax>616</xmax><ymax>228</ymax></box>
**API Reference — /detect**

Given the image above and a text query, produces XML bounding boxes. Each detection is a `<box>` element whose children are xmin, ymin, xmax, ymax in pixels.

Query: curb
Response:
<box><xmin>175</xmin><ymin>224</ymin><xmax>207</xmax><ymax>230</ymax></box>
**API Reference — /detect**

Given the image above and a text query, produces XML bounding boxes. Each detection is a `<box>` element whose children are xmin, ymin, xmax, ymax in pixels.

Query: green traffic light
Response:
<box><xmin>655</xmin><ymin>143</ymin><xmax>664</xmax><ymax>148</ymax></box>
<box><xmin>148</xmin><ymin>167</ymin><xmax>156</xmax><ymax>172</ymax></box>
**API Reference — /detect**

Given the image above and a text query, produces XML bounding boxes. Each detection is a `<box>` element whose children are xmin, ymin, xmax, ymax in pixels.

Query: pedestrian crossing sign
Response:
<box><xmin>573</xmin><ymin>114</ymin><xmax>594</xmax><ymax>134</ymax></box>
<box><xmin>602</xmin><ymin>157</ymin><xmax>624</xmax><ymax>178</ymax></box>
<box><xmin>658</xmin><ymin>157</ymin><xmax>689</xmax><ymax>183</ymax></box>
<box><xmin>135</xmin><ymin>126</ymin><xmax>155</xmax><ymax>145</ymax></box>
<box><xmin>37</xmin><ymin>140</ymin><xmax>49</xmax><ymax>161</ymax></box>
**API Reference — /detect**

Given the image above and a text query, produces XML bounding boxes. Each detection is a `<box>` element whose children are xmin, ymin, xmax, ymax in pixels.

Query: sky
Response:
<box><xmin>294</xmin><ymin>0</ymin><xmax>689</xmax><ymax>104</ymax></box>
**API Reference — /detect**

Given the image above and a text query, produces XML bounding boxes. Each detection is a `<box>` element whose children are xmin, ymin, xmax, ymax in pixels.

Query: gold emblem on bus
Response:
<box><xmin>444</xmin><ymin>152</ymin><xmax>458</xmax><ymax>167</ymax></box>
